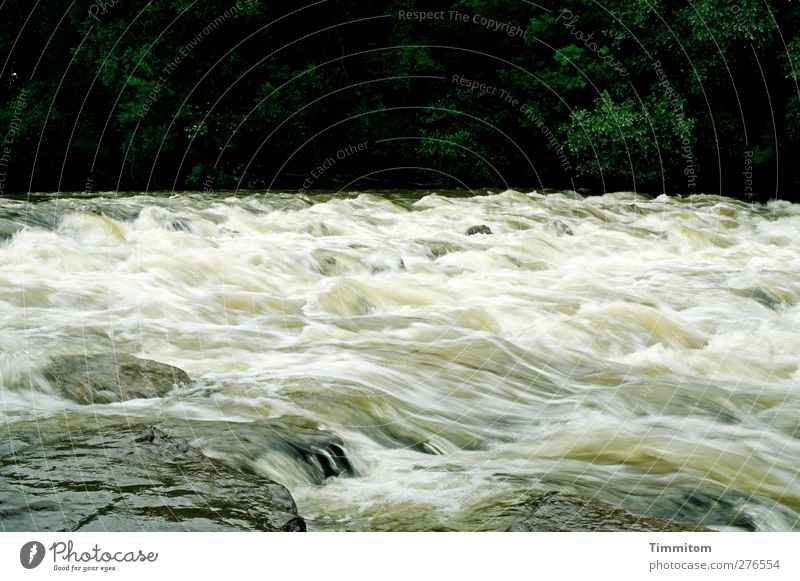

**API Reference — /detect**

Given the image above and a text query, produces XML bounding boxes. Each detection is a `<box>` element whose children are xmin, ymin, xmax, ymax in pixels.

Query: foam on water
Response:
<box><xmin>1</xmin><ymin>190</ymin><xmax>799</xmax><ymax>530</ymax></box>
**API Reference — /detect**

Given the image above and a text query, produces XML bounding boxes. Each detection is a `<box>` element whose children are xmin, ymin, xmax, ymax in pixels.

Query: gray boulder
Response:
<box><xmin>507</xmin><ymin>492</ymin><xmax>709</xmax><ymax>532</ymax></box>
<box><xmin>466</xmin><ymin>224</ymin><xmax>492</xmax><ymax>236</ymax></box>
<box><xmin>547</xmin><ymin>220</ymin><xmax>574</xmax><ymax>236</ymax></box>
<box><xmin>44</xmin><ymin>353</ymin><xmax>190</xmax><ymax>404</ymax></box>
<box><xmin>0</xmin><ymin>425</ymin><xmax>305</xmax><ymax>532</ymax></box>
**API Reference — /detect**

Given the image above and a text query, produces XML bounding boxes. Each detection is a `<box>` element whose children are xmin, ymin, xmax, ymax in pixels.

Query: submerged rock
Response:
<box><xmin>0</xmin><ymin>425</ymin><xmax>305</xmax><ymax>532</ymax></box>
<box><xmin>183</xmin><ymin>420</ymin><xmax>357</xmax><ymax>486</ymax></box>
<box><xmin>546</xmin><ymin>220</ymin><xmax>574</xmax><ymax>236</ymax></box>
<box><xmin>507</xmin><ymin>492</ymin><xmax>709</xmax><ymax>532</ymax></box>
<box><xmin>427</xmin><ymin>240</ymin><xmax>464</xmax><ymax>258</ymax></box>
<box><xmin>0</xmin><ymin>217</ymin><xmax>22</xmax><ymax>240</ymax></box>
<box><xmin>44</xmin><ymin>353</ymin><xmax>191</xmax><ymax>404</ymax></box>
<box><xmin>466</xmin><ymin>224</ymin><xmax>492</xmax><ymax>236</ymax></box>
<box><xmin>731</xmin><ymin>287</ymin><xmax>790</xmax><ymax>311</ymax></box>
<box><xmin>364</xmin><ymin>249</ymin><xmax>406</xmax><ymax>274</ymax></box>
<box><xmin>268</xmin><ymin>425</ymin><xmax>355</xmax><ymax>482</ymax></box>
<box><xmin>168</xmin><ymin>218</ymin><xmax>192</xmax><ymax>232</ymax></box>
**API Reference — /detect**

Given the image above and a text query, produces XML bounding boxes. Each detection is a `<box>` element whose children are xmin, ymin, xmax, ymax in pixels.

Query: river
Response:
<box><xmin>1</xmin><ymin>189</ymin><xmax>799</xmax><ymax>531</ymax></box>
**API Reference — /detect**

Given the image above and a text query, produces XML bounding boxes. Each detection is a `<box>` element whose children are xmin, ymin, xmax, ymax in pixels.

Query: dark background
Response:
<box><xmin>1</xmin><ymin>1</ymin><xmax>798</xmax><ymax>200</ymax></box>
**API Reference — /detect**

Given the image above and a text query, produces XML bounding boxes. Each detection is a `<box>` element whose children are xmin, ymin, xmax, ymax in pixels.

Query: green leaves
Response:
<box><xmin>0</xmin><ymin>0</ymin><xmax>797</xmax><ymax>196</ymax></box>
<box><xmin>568</xmin><ymin>89</ymin><xmax>696</xmax><ymax>189</ymax></box>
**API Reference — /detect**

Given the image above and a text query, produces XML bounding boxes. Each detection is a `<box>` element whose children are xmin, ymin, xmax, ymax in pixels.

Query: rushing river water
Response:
<box><xmin>1</xmin><ymin>189</ymin><xmax>800</xmax><ymax>531</ymax></box>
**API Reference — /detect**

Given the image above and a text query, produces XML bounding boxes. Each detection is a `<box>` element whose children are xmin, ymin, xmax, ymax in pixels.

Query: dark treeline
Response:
<box><xmin>0</xmin><ymin>1</ymin><xmax>798</xmax><ymax>200</ymax></box>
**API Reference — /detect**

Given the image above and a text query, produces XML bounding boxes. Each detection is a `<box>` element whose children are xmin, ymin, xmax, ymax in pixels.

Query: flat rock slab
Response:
<box><xmin>0</xmin><ymin>425</ymin><xmax>305</xmax><ymax>532</ymax></box>
<box><xmin>44</xmin><ymin>353</ymin><xmax>191</xmax><ymax>404</ymax></box>
<box><xmin>507</xmin><ymin>492</ymin><xmax>709</xmax><ymax>532</ymax></box>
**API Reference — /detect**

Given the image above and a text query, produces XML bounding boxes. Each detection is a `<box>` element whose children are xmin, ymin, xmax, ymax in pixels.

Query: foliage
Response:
<box><xmin>0</xmin><ymin>0</ymin><xmax>797</xmax><ymax>199</ymax></box>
